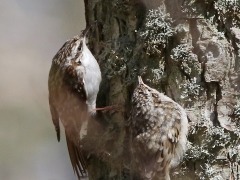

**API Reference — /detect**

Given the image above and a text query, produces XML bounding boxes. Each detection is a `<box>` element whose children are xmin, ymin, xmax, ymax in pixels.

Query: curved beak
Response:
<box><xmin>82</xmin><ymin>26</ymin><xmax>91</xmax><ymax>37</ymax></box>
<box><xmin>82</xmin><ymin>21</ymin><xmax>97</xmax><ymax>37</ymax></box>
<box><xmin>138</xmin><ymin>76</ymin><xmax>144</xmax><ymax>85</ymax></box>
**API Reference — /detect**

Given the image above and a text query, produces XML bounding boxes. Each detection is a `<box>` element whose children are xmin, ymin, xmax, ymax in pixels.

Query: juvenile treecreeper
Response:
<box><xmin>128</xmin><ymin>76</ymin><xmax>188</xmax><ymax>180</ymax></box>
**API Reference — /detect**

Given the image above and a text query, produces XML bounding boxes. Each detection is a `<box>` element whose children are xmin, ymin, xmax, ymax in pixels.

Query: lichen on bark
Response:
<box><xmin>83</xmin><ymin>0</ymin><xmax>240</xmax><ymax>179</ymax></box>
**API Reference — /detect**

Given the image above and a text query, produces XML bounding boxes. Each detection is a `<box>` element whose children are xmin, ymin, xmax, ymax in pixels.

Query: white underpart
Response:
<box><xmin>76</xmin><ymin>37</ymin><xmax>102</xmax><ymax>113</ymax></box>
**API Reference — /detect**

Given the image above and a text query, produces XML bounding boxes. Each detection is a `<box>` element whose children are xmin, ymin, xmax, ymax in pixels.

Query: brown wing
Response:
<box><xmin>48</xmin><ymin>63</ymin><xmax>61</xmax><ymax>141</ymax></box>
<box><xmin>151</xmin><ymin>100</ymin><xmax>182</xmax><ymax>179</ymax></box>
<box><xmin>48</xmin><ymin>62</ymin><xmax>89</xmax><ymax>179</ymax></box>
<box><xmin>129</xmin><ymin>91</ymin><xmax>182</xmax><ymax>179</ymax></box>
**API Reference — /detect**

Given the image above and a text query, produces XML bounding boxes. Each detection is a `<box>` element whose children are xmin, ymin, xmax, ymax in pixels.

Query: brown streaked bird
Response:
<box><xmin>48</xmin><ymin>26</ymin><xmax>101</xmax><ymax>179</ymax></box>
<box><xmin>129</xmin><ymin>76</ymin><xmax>188</xmax><ymax>180</ymax></box>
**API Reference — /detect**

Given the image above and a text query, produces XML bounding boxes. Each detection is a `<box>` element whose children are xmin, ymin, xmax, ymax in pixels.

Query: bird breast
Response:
<box><xmin>78</xmin><ymin>50</ymin><xmax>101</xmax><ymax>111</ymax></box>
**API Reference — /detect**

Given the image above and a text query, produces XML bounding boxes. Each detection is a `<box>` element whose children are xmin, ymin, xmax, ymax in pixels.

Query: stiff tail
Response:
<box><xmin>65</xmin><ymin>133</ymin><xmax>88</xmax><ymax>179</ymax></box>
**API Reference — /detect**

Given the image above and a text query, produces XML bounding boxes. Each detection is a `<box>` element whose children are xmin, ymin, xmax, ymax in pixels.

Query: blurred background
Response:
<box><xmin>0</xmin><ymin>0</ymin><xmax>85</xmax><ymax>179</ymax></box>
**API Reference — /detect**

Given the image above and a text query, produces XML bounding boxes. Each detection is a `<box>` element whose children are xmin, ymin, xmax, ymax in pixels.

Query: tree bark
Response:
<box><xmin>83</xmin><ymin>0</ymin><xmax>240</xmax><ymax>179</ymax></box>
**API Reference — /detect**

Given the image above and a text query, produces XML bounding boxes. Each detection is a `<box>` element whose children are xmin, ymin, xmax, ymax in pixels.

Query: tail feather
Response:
<box><xmin>66</xmin><ymin>133</ymin><xmax>87</xmax><ymax>179</ymax></box>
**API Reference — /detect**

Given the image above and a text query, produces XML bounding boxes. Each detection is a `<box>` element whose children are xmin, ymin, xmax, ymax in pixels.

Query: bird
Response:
<box><xmin>48</xmin><ymin>25</ymin><xmax>101</xmax><ymax>179</ymax></box>
<box><xmin>128</xmin><ymin>76</ymin><xmax>188</xmax><ymax>180</ymax></box>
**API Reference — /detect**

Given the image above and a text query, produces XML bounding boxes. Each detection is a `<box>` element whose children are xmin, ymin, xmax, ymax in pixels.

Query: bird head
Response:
<box><xmin>132</xmin><ymin>76</ymin><xmax>152</xmax><ymax>105</ymax></box>
<box><xmin>53</xmin><ymin>22</ymin><xmax>97</xmax><ymax>70</ymax></box>
<box><xmin>136</xmin><ymin>76</ymin><xmax>151</xmax><ymax>92</ymax></box>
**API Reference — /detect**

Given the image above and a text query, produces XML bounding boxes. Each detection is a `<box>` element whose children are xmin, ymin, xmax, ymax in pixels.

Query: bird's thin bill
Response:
<box><xmin>138</xmin><ymin>76</ymin><xmax>144</xmax><ymax>84</ymax></box>
<box><xmin>82</xmin><ymin>21</ymin><xmax>97</xmax><ymax>37</ymax></box>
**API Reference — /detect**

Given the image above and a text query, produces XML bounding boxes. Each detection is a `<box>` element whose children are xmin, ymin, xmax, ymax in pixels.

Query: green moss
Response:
<box><xmin>140</xmin><ymin>7</ymin><xmax>175</xmax><ymax>55</ymax></box>
<box><xmin>185</xmin><ymin>120</ymin><xmax>240</xmax><ymax>179</ymax></box>
<box><xmin>181</xmin><ymin>0</ymin><xmax>216</xmax><ymax>17</ymax></box>
<box><xmin>233</xmin><ymin>101</ymin><xmax>240</xmax><ymax>120</ymax></box>
<box><xmin>101</xmin><ymin>34</ymin><xmax>134</xmax><ymax>81</ymax></box>
<box><xmin>171</xmin><ymin>44</ymin><xmax>194</xmax><ymax>62</ymax></box>
<box><xmin>105</xmin><ymin>50</ymin><xmax>128</xmax><ymax>79</ymax></box>
<box><xmin>232</xmin><ymin>101</ymin><xmax>240</xmax><ymax>131</ymax></box>
<box><xmin>179</xmin><ymin>78</ymin><xmax>202</xmax><ymax>101</ymax></box>
<box><xmin>171</xmin><ymin>44</ymin><xmax>201</xmax><ymax>77</ymax></box>
<box><xmin>214</xmin><ymin>0</ymin><xmax>240</xmax><ymax>27</ymax></box>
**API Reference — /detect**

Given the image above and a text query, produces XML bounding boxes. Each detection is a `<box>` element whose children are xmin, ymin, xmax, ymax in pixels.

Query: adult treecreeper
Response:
<box><xmin>48</xmin><ymin>25</ymin><xmax>101</xmax><ymax>179</ymax></box>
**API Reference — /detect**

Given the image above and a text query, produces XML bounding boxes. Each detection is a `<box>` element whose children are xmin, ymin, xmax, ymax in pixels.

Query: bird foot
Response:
<box><xmin>94</xmin><ymin>105</ymin><xmax>121</xmax><ymax>113</ymax></box>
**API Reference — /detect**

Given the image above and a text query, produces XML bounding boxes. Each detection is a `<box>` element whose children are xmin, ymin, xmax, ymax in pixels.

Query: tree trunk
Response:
<box><xmin>83</xmin><ymin>0</ymin><xmax>240</xmax><ymax>179</ymax></box>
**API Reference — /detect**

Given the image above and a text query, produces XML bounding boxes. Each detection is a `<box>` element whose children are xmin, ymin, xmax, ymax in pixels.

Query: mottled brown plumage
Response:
<box><xmin>48</xmin><ymin>27</ymin><xmax>101</xmax><ymax>179</ymax></box>
<box><xmin>129</xmin><ymin>77</ymin><xmax>188</xmax><ymax>180</ymax></box>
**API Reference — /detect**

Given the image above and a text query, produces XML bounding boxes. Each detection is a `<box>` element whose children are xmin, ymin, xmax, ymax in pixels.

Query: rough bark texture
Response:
<box><xmin>83</xmin><ymin>0</ymin><xmax>240</xmax><ymax>179</ymax></box>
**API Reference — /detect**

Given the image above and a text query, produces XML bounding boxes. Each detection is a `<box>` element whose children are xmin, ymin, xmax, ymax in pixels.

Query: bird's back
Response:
<box><xmin>129</xmin><ymin>81</ymin><xmax>188</xmax><ymax>180</ymax></box>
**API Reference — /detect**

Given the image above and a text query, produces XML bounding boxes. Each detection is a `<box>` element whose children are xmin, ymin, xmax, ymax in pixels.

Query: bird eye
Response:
<box><xmin>77</xmin><ymin>45</ymin><xmax>82</xmax><ymax>51</ymax></box>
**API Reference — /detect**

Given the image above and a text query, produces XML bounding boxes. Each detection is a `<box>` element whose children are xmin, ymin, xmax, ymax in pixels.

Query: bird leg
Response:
<box><xmin>94</xmin><ymin>105</ymin><xmax>122</xmax><ymax>113</ymax></box>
